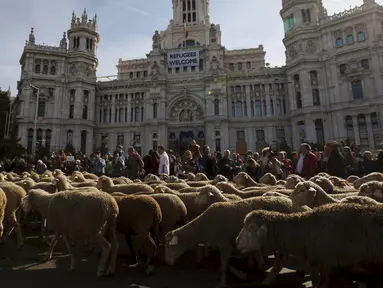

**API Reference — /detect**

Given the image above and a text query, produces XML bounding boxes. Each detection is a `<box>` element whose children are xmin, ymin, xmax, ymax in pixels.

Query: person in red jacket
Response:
<box><xmin>295</xmin><ymin>143</ymin><xmax>317</xmax><ymax>179</ymax></box>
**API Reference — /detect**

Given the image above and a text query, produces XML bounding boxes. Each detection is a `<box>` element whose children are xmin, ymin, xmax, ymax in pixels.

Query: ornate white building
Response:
<box><xmin>15</xmin><ymin>0</ymin><xmax>383</xmax><ymax>156</ymax></box>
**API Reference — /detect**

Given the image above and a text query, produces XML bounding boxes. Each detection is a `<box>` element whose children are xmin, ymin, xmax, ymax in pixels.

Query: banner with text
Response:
<box><xmin>167</xmin><ymin>50</ymin><xmax>200</xmax><ymax>68</ymax></box>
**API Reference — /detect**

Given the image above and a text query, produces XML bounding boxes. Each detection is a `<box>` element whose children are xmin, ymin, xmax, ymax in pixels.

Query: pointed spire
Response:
<box><xmin>93</xmin><ymin>13</ymin><xmax>97</xmax><ymax>24</ymax></box>
<box><xmin>60</xmin><ymin>32</ymin><xmax>67</xmax><ymax>48</ymax></box>
<box><xmin>7</xmin><ymin>86</ymin><xmax>11</xmax><ymax>97</ymax></box>
<box><xmin>82</xmin><ymin>8</ymin><xmax>88</xmax><ymax>23</ymax></box>
<box><xmin>29</xmin><ymin>27</ymin><xmax>35</xmax><ymax>45</ymax></box>
<box><xmin>71</xmin><ymin>10</ymin><xmax>76</xmax><ymax>24</ymax></box>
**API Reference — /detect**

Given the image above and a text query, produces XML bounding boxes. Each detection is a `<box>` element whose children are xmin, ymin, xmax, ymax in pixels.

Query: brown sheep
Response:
<box><xmin>164</xmin><ymin>183</ymin><xmax>189</xmax><ymax>191</ymax></box>
<box><xmin>96</xmin><ymin>176</ymin><xmax>153</xmax><ymax>194</ymax></box>
<box><xmin>353</xmin><ymin>172</ymin><xmax>383</xmax><ymax>189</ymax></box>
<box><xmin>285</xmin><ymin>174</ymin><xmax>304</xmax><ymax>189</ymax></box>
<box><xmin>358</xmin><ymin>181</ymin><xmax>383</xmax><ymax>202</ymax></box>
<box><xmin>17</xmin><ymin>178</ymin><xmax>57</xmax><ymax>194</ymax></box>
<box><xmin>233</xmin><ymin>172</ymin><xmax>265</xmax><ymax>187</ymax></box>
<box><xmin>259</xmin><ymin>173</ymin><xmax>277</xmax><ymax>186</ymax></box>
<box><xmin>194</xmin><ymin>173</ymin><xmax>209</xmax><ymax>182</ymax></box>
<box><xmin>346</xmin><ymin>175</ymin><xmax>359</xmax><ymax>184</ymax></box>
<box><xmin>0</xmin><ymin>182</ymin><xmax>26</xmax><ymax>249</ymax></box>
<box><xmin>112</xmin><ymin>194</ymin><xmax>162</xmax><ymax>275</ymax></box>
<box><xmin>216</xmin><ymin>182</ymin><xmax>291</xmax><ymax>199</ymax></box>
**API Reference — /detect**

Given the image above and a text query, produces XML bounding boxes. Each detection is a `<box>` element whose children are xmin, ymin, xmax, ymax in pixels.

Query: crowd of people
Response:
<box><xmin>1</xmin><ymin>140</ymin><xmax>382</xmax><ymax>181</ymax></box>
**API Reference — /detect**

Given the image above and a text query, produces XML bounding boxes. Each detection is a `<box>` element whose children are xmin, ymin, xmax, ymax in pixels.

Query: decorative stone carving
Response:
<box><xmin>152</xmin><ymin>30</ymin><xmax>160</xmax><ymax>50</ymax></box>
<box><xmin>210</xmin><ymin>24</ymin><xmax>217</xmax><ymax>43</ymax></box>
<box><xmin>150</xmin><ymin>61</ymin><xmax>160</xmax><ymax>80</ymax></box>
<box><xmin>288</xmin><ymin>45</ymin><xmax>298</xmax><ymax>59</ymax></box>
<box><xmin>355</xmin><ymin>23</ymin><xmax>365</xmax><ymax>33</ymax></box>
<box><xmin>170</xmin><ymin>98</ymin><xmax>203</xmax><ymax>121</ymax></box>
<box><xmin>70</xmin><ymin>64</ymin><xmax>78</xmax><ymax>75</ymax></box>
<box><xmin>209</xmin><ymin>56</ymin><xmax>221</xmax><ymax>76</ymax></box>
<box><xmin>334</xmin><ymin>30</ymin><xmax>342</xmax><ymax>38</ymax></box>
<box><xmin>344</xmin><ymin>26</ymin><xmax>353</xmax><ymax>35</ymax></box>
<box><xmin>305</xmin><ymin>40</ymin><xmax>317</xmax><ymax>53</ymax></box>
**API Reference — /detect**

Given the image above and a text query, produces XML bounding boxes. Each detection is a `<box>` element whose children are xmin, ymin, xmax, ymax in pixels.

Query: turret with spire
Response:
<box><xmin>29</xmin><ymin>28</ymin><xmax>35</xmax><ymax>45</ymax></box>
<box><xmin>70</xmin><ymin>8</ymin><xmax>97</xmax><ymax>32</ymax></box>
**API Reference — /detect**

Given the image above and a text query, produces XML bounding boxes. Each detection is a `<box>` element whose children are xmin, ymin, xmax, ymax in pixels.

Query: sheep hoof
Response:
<box><xmin>145</xmin><ymin>265</ymin><xmax>154</xmax><ymax>276</ymax></box>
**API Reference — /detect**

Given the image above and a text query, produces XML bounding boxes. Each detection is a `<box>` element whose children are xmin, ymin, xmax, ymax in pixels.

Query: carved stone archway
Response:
<box><xmin>169</xmin><ymin>97</ymin><xmax>204</xmax><ymax>122</ymax></box>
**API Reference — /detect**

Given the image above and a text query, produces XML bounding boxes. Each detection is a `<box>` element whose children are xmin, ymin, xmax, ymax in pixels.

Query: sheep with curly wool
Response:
<box><xmin>178</xmin><ymin>187</ymin><xmax>199</xmax><ymax>193</ymax></box>
<box><xmin>44</xmin><ymin>190</ymin><xmax>119</xmax><ymax>277</ymax></box>
<box><xmin>82</xmin><ymin>171</ymin><xmax>99</xmax><ymax>180</ymax></box>
<box><xmin>187</xmin><ymin>181</ymin><xmax>209</xmax><ymax>188</ymax></box>
<box><xmin>5</xmin><ymin>173</ymin><xmax>22</xmax><ymax>182</ymax></box>
<box><xmin>165</xmin><ymin>196</ymin><xmax>309</xmax><ymax>288</ymax></box>
<box><xmin>216</xmin><ymin>182</ymin><xmax>292</xmax><ymax>199</ymax></box>
<box><xmin>285</xmin><ymin>174</ymin><xmax>304</xmax><ymax>189</ymax></box>
<box><xmin>54</xmin><ymin>175</ymin><xmax>99</xmax><ymax>192</ymax></box>
<box><xmin>347</xmin><ymin>175</ymin><xmax>359</xmax><ymax>184</ymax></box>
<box><xmin>262</xmin><ymin>191</ymin><xmax>289</xmax><ymax>198</ymax></box>
<box><xmin>309</xmin><ymin>176</ymin><xmax>335</xmax><ymax>194</ymax></box>
<box><xmin>16</xmin><ymin>177</ymin><xmax>57</xmax><ymax>194</ymax></box>
<box><xmin>164</xmin><ymin>182</ymin><xmax>189</xmax><ymax>191</ymax></box>
<box><xmin>317</xmin><ymin>172</ymin><xmax>330</xmax><ymax>178</ymax></box>
<box><xmin>164</xmin><ymin>176</ymin><xmax>183</xmax><ymax>183</ymax></box>
<box><xmin>339</xmin><ymin>195</ymin><xmax>380</xmax><ymax>205</ymax></box>
<box><xmin>0</xmin><ymin>188</ymin><xmax>7</xmax><ymax>240</ymax></box>
<box><xmin>328</xmin><ymin>176</ymin><xmax>348</xmax><ymax>187</ymax></box>
<box><xmin>22</xmin><ymin>188</ymin><xmax>56</xmax><ymax>241</ymax></box>
<box><xmin>236</xmin><ymin>203</ymin><xmax>383</xmax><ymax>287</ymax></box>
<box><xmin>0</xmin><ymin>174</ymin><xmax>6</xmax><ymax>182</ymax></box>
<box><xmin>358</xmin><ymin>181</ymin><xmax>383</xmax><ymax>202</ymax></box>
<box><xmin>96</xmin><ymin>176</ymin><xmax>153</xmax><ymax>194</ymax></box>
<box><xmin>194</xmin><ymin>185</ymin><xmax>242</xmax><ymax>208</ymax></box>
<box><xmin>210</xmin><ymin>174</ymin><xmax>229</xmax><ymax>185</ymax></box>
<box><xmin>144</xmin><ymin>174</ymin><xmax>161</xmax><ymax>182</ymax></box>
<box><xmin>353</xmin><ymin>172</ymin><xmax>383</xmax><ymax>189</ymax></box>
<box><xmin>0</xmin><ymin>182</ymin><xmax>26</xmax><ymax>249</ymax></box>
<box><xmin>259</xmin><ymin>173</ymin><xmax>278</xmax><ymax>186</ymax></box>
<box><xmin>194</xmin><ymin>173</ymin><xmax>209</xmax><ymax>182</ymax></box>
<box><xmin>112</xmin><ymin>193</ymin><xmax>161</xmax><ymax>275</ymax></box>
<box><xmin>112</xmin><ymin>177</ymin><xmax>130</xmax><ymax>185</ymax></box>
<box><xmin>153</xmin><ymin>185</ymin><xmax>180</xmax><ymax>195</ymax></box>
<box><xmin>186</xmin><ymin>173</ymin><xmax>196</xmax><ymax>181</ymax></box>
<box><xmin>233</xmin><ymin>172</ymin><xmax>265</xmax><ymax>187</ymax></box>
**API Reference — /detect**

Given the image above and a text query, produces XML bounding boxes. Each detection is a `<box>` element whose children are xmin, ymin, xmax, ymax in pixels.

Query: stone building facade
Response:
<box><xmin>15</xmin><ymin>0</ymin><xmax>383</xmax><ymax>156</ymax></box>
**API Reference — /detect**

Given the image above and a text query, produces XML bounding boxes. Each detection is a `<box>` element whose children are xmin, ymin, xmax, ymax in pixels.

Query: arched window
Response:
<box><xmin>27</xmin><ymin>128</ymin><xmax>34</xmax><ymax>154</ymax></box>
<box><xmin>50</xmin><ymin>66</ymin><xmax>56</xmax><ymax>75</ymax></box>
<box><xmin>80</xmin><ymin>130</ymin><xmax>87</xmax><ymax>155</ymax></box>
<box><xmin>270</xmin><ymin>100</ymin><xmax>274</xmax><ymax>115</ymax></box>
<box><xmin>45</xmin><ymin>129</ymin><xmax>52</xmax><ymax>151</ymax></box>
<box><xmin>42</xmin><ymin>65</ymin><xmax>48</xmax><ymax>74</ymax></box>
<box><xmin>135</xmin><ymin>107</ymin><xmax>140</xmax><ymax>122</ymax></box>
<box><xmin>351</xmin><ymin>80</ymin><xmax>363</xmax><ymax>100</ymax></box>
<box><xmin>235</xmin><ymin>101</ymin><xmax>243</xmax><ymax>118</ymax></box>
<box><xmin>35</xmin><ymin>64</ymin><xmax>41</xmax><ymax>73</ymax></box>
<box><xmin>69</xmin><ymin>105</ymin><xmax>74</xmax><ymax>119</ymax></box>
<box><xmin>339</xmin><ymin>64</ymin><xmax>347</xmax><ymax>76</ymax></box>
<box><xmin>357</xmin><ymin>31</ymin><xmax>365</xmax><ymax>42</ymax></box>
<box><xmin>82</xmin><ymin>105</ymin><xmax>88</xmax><ymax>120</ymax></box>
<box><xmin>358</xmin><ymin>114</ymin><xmax>369</xmax><ymax>149</ymax></box>
<box><xmin>255</xmin><ymin>100</ymin><xmax>262</xmax><ymax>116</ymax></box>
<box><xmin>262</xmin><ymin>100</ymin><xmax>267</xmax><ymax>116</ymax></box>
<box><xmin>213</xmin><ymin>99</ymin><xmax>219</xmax><ymax>116</ymax></box>
<box><xmin>336</xmin><ymin>38</ymin><xmax>343</xmax><ymax>47</ymax></box>
<box><xmin>37</xmin><ymin>128</ymin><xmax>43</xmax><ymax>143</ymax></box>
<box><xmin>152</xmin><ymin>103</ymin><xmax>158</xmax><ymax>118</ymax></box>
<box><xmin>38</xmin><ymin>101</ymin><xmax>45</xmax><ymax>117</ymax></box>
<box><xmin>347</xmin><ymin>34</ymin><xmax>354</xmax><ymax>45</ymax></box>
<box><xmin>67</xmin><ymin>130</ymin><xmax>73</xmax><ymax>145</ymax></box>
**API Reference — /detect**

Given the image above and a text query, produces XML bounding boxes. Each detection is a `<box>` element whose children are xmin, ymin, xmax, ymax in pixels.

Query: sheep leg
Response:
<box><xmin>254</xmin><ymin>250</ymin><xmax>265</xmax><ymax>270</ymax></box>
<box><xmin>62</xmin><ymin>234</ymin><xmax>77</xmax><ymax>271</ymax></box>
<box><xmin>106</xmin><ymin>228</ymin><xmax>119</xmax><ymax>276</ymax></box>
<box><xmin>143</xmin><ymin>234</ymin><xmax>156</xmax><ymax>276</ymax></box>
<box><xmin>228</xmin><ymin>265</ymin><xmax>248</xmax><ymax>281</ymax></box>
<box><xmin>95</xmin><ymin>234</ymin><xmax>112</xmax><ymax>277</ymax></box>
<box><xmin>217</xmin><ymin>248</ymin><xmax>232</xmax><ymax>288</ymax></box>
<box><xmin>262</xmin><ymin>251</ymin><xmax>285</xmax><ymax>285</ymax></box>
<box><xmin>4</xmin><ymin>212</ymin><xmax>24</xmax><ymax>250</ymax></box>
<box><xmin>43</xmin><ymin>233</ymin><xmax>60</xmax><ymax>262</ymax></box>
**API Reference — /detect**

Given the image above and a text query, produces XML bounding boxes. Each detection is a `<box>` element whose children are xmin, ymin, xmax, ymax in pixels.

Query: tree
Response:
<box><xmin>0</xmin><ymin>138</ymin><xmax>26</xmax><ymax>159</ymax></box>
<box><xmin>0</xmin><ymin>89</ymin><xmax>10</xmax><ymax>140</ymax></box>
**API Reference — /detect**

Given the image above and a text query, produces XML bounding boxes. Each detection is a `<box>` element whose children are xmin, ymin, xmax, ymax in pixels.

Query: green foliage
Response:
<box><xmin>0</xmin><ymin>138</ymin><xmax>26</xmax><ymax>159</ymax></box>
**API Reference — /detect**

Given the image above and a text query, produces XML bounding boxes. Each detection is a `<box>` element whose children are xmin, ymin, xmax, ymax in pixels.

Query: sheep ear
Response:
<box><xmin>74</xmin><ymin>176</ymin><xmax>78</xmax><ymax>180</ymax></box>
<box><xmin>256</xmin><ymin>224</ymin><xmax>268</xmax><ymax>240</ymax></box>
<box><xmin>23</xmin><ymin>182</ymin><xmax>27</xmax><ymax>185</ymax></box>
<box><xmin>316</xmin><ymin>179</ymin><xmax>322</xmax><ymax>183</ymax></box>
<box><xmin>169</xmin><ymin>235</ymin><xmax>178</xmax><ymax>246</ymax></box>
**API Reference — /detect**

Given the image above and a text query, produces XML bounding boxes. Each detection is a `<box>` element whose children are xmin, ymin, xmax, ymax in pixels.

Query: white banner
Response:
<box><xmin>167</xmin><ymin>50</ymin><xmax>199</xmax><ymax>68</ymax></box>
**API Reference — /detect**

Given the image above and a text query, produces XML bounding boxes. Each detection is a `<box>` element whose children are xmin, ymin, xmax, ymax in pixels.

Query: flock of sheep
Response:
<box><xmin>0</xmin><ymin>169</ymin><xmax>383</xmax><ymax>287</ymax></box>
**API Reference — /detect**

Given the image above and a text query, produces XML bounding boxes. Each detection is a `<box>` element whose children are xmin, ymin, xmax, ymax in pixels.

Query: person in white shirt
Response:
<box><xmin>158</xmin><ymin>145</ymin><xmax>170</xmax><ymax>175</ymax></box>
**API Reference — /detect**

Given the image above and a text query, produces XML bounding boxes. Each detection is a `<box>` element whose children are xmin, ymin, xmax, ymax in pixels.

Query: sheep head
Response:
<box><xmin>289</xmin><ymin>181</ymin><xmax>321</xmax><ymax>207</ymax></box>
<box><xmin>194</xmin><ymin>173</ymin><xmax>209</xmax><ymax>181</ymax></box>
<box><xmin>159</xmin><ymin>174</ymin><xmax>169</xmax><ymax>181</ymax></box>
<box><xmin>358</xmin><ymin>181</ymin><xmax>383</xmax><ymax>202</ymax></box>
<box><xmin>144</xmin><ymin>174</ymin><xmax>160</xmax><ymax>182</ymax></box>
<box><xmin>233</xmin><ymin>172</ymin><xmax>250</xmax><ymax>186</ymax></box>
<box><xmin>317</xmin><ymin>172</ymin><xmax>330</xmax><ymax>178</ymax></box>
<box><xmin>164</xmin><ymin>231</ymin><xmax>187</xmax><ymax>266</ymax></box>
<box><xmin>236</xmin><ymin>210</ymin><xmax>269</xmax><ymax>254</ymax></box>
<box><xmin>211</xmin><ymin>174</ymin><xmax>228</xmax><ymax>185</ymax></box>
<box><xmin>96</xmin><ymin>176</ymin><xmax>112</xmax><ymax>190</ymax></box>
<box><xmin>215</xmin><ymin>181</ymin><xmax>233</xmax><ymax>192</ymax></box>
<box><xmin>310</xmin><ymin>176</ymin><xmax>334</xmax><ymax>194</ymax></box>
<box><xmin>186</xmin><ymin>173</ymin><xmax>196</xmax><ymax>181</ymax></box>
<box><xmin>259</xmin><ymin>173</ymin><xmax>277</xmax><ymax>186</ymax></box>
<box><xmin>328</xmin><ymin>176</ymin><xmax>347</xmax><ymax>187</ymax></box>
<box><xmin>194</xmin><ymin>185</ymin><xmax>221</xmax><ymax>205</ymax></box>
<box><xmin>346</xmin><ymin>175</ymin><xmax>359</xmax><ymax>184</ymax></box>
<box><xmin>285</xmin><ymin>175</ymin><xmax>303</xmax><ymax>189</ymax></box>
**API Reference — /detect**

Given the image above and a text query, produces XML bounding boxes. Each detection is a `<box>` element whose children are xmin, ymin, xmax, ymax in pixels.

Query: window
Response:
<box><xmin>168</xmin><ymin>68</ymin><xmax>172</xmax><ymax>74</ymax></box>
<box><xmin>297</xmin><ymin>121</ymin><xmax>305</xmax><ymax>142</ymax></box>
<box><xmin>358</xmin><ymin>114</ymin><xmax>369</xmax><ymax>149</ymax></box>
<box><xmin>153</xmin><ymin>103</ymin><xmax>158</xmax><ymax>119</ymax></box>
<box><xmin>243</xmin><ymin>101</ymin><xmax>248</xmax><ymax>117</ymax></box>
<box><xmin>235</xmin><ymin>101</ymin><xmax>243</xmax><ymax>118</ymax></box>
<box><xmin>262</xmin><ymin>100</ymin><xmax>267</xmax><ymax>116</ymax></box>
<box><xmin>371</xmin><ymin>112</ymin><xmax>381</xmax><ymax>147</ymax></box>
<box><xmin>109</xmin><ymin>108</ymin><xmax>112</xmax><ymax>123</ymax></box>
<box><xmin>144</xmin><ymin>71</ymin><xmax>148</xmax><ymax>78</ymax></box>
<box><xmin>178</xmin><ymin>39</ymin><xmax>200</xmax><ymax>47</ymax></box>
<box><xmin>176</xmin><ymin>67</ymin><xmax>180</xmax><ymax>73</ymax></box>
<box><xmin>310</xmin><ymin>71</ymin><xmax>318</xmax><ymax>85</ymax></box>
<box><xmin>357</xmin><ymin>31</ymin><xmax>365</xmax><ymax>42</ymax></box>
<box><xmin>103</xmin><ymin>109</ymin><xmax>108</xmax><ymax>123</ymax></box>
<box><xmin>199</xmin><ymin>59</ymin><xmax>204</xmax><ymax>71</ymax></box>
<box><xmin>336</xmin><ymin>38</ymin><xmax>343</xmax><ymax>47</ymax></box>
<box><xmin>312</xmin><ymin>89</ymin><xmax>320</xmax><ymax>106</ymax></box>
<box><xmin>67</xmin><ymin>130</ymin><xmax>73</xmax><ymax>145</ymax></box>
<box><xmin>130</xmin><ymin>72</ymin><xmax>133</xmax><ymax>78</ymax></box>
<box><xmin>69</xmin><ymin>105</ymin><xmax>74</xmax><ymax>119</ymax></box>
<box><xmin>270</xmin><ymin>100</ymin><xmax>274</xmax><ymax>116</ymax></box>
<box><xmin>293</xmin><ymin>74</ymin><xmax>300</xmax><ymax>89</ymax></box>
<box><xmin>125</xmin><ymin>108</ymin><xmax>128</xmax><ymax>122</ymax></box>
<box><xmin>141</xmin><ymin>107</ymin><xmax>144</xmax><ymax>121</ymax></box>
<box><xmin>229</xmin><ymin>63</ymin><xmax>234</xmax><ymax>71</ymax></box>
<box><xmin>301</xmin><ymin>9</ymin><xmax>306</xmax><ymax>23</ymax></box>
<box><xmin>237</xmin><ymin>130</ymin><xmax>246</xmax><ymax>143</ymax></box>
<box><xmin>231</xmin><ymin>101</ymin><xmax>235</xmax><ymax>117</ymax></box>
<box><xmin>246</xmin><ymin>62</ymin><xmax>251</xmax><ymax>70</ymax></box>
<box><xmin>81</xmin><ymin>130</ymin><xmax>87</xmax><ymax>154</ymax></box>
<box><xmin>215</xmin><ymin>138</ymin><xmax>221</xmax><ymax>152</ymax></box>
<box><xmin>282</xmin><ymin>99</ymin><xmax>286</xmax><ymax>114</ymax></box>
<box><xmin>213</xmin><ymin>99</ymin><xmax>219</xmax><ymax>115</ymax></box>
<box><xmin>42</xmin><ymin>65</ymin><xmax>48</xmax><ymax>74</ymax></box>
<box><xmin>255</xmin><ymin>100</ymin><xmax>262</xmax><ymax>116</ymax></box>
<box><xmin>191</xmin><ymin>66</ymin><xmax>196</xmax><ymax>72</ymax></box>
<box><xmin>49</xmin><ymin>88</ymin><xmax>54</xmax><ymax>97</ymax></box>
<box><xmin>351</xmin><ymin>80</ymin><xmax>363</xmax><ymax>100</ymax></box>
<box><xmin>275</xmin><ymin>99</ymin><xmax>281</xmax><ymax>115</ymax></box>
<box><xmin>315</xmin><ymin>119</ymin><xmax>325</xmax><ymax>145</ymax></box>
<box><xmin>276</xmin><ymin>127</ymin><xmax>286</xmax><ymax>144</ymax></box>
<box><xmin>27</xmin><ymin>128</ymin><xmax>33</xmax><ymax>154</ymax></box>
<box><xmin>238</xmin><ymin>63</ymin><xmax>243</xmax><ymax>71</ymax></box>
<box><xmin>37</xmin><ymin>129</ymin><xmax>43</xmax><ymax>144</ymax></box>
<box><xmin>135</xmin><ymin>107</ymin><xmax>140</xmax><ymax>122</ymax></box>
<box><xmin>296</xmin><ymin>92</ymin><xmax>302</xmax><ymax>108</ymax></box>
<box><xmin>37</xmin><ymin>101</ymin><xmax>45</xmax><ymax>117</ymax></box>
<box><xmin>256</xmin><ymin>129</ymin><xmax>266</xmax><ymax>151</ymax></box>
<box><xmin>45</xmin><ymin>129</ymin><xmax>52</xmax><ymax>151</ymax></box>
<box><xmin>50</xmin><ymin>66</ymin><xmax>56</xmax><ymax>75</ymax></box>
<box><xmin>35</xmin><ymin>64</ymin><xmax>41</xmax><ymax>73</ymax></box>
<box><xmin>250</xmin><ymin>101</ymin><xmax>255</xmax><ymax>116</ymax></box>
<box><xmin>306</xmin><ymin>9</ymin><xmax>311</xmax><ymax>23</ymax></box>
<box><xmin>136</xmin><ymin>71</ymin><xmax>140</xmax><ymax>78</ymax></box>
<box><xmin>361</xmin><ymin>59</ymin><xmax>369</xmax><ymax>69</ymax></box>
<box><xmin>117</xmin><ymin>134</ymin><xmax>124</xmax><ymax>147</ymax></box>
<box><xmin>82</xmin><ymin>105</ymin><xmax>88</xmax><ymax>120</ymax></box>
<box><xmin>347</xmin><ymin>34</ymin><xmax>354</xmax><ymax>45</ymax></box>
<box><xmin>284</xmin><ymin>14</ymin><xmax>296</xmax><ymax>33</ymax></box>
<box><xmin>340</xmin><ymin>64</ymin><xmax>347</xmax><ymax>76</ymax></box>
<box><xmin>183</xmin><ymin>67</ymin><xmax>187</xmax><ymax>73</ymax></box>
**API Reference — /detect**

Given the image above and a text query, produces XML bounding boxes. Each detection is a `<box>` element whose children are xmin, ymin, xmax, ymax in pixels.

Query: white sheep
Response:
<box><xmin>358</xmin><ymin>181</ymin><xmax>383</xmax><ymax>202</ymax></box>
<box><xmin>353</xmin><ymin>172</ymin><xmax>383</xmax><ymax>189</ymax></box>
<box><xmin>43</xmin><ymin>191</ymin><xmax>119</xmax><ymax>277</ymax></box>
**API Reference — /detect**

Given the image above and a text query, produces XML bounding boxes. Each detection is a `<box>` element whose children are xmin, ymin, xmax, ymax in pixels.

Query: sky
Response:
<box><xmin>0</xmin><ymin>0</ymin><xmax>380</xmax><ymax>95</ymax></box>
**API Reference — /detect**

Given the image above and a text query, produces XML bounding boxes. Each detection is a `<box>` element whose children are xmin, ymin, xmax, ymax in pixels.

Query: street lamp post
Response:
<box><xmin>29</xmin><ymin>84</ymin><xmax>40</xmax><ymax>158</ymax></box>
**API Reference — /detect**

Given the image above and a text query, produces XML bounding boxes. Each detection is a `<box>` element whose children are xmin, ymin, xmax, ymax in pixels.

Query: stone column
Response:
<box><xmin>86</xmin><ymin>129</ymin><xmax>93</xmax><ymax>155</ymax></box>
<box><xmin>365</xmin><ymin>114</ymin><xmax>375</xmax><ymax>151</ymax></box>
<box><xmin>265</xmin><ymin>83</ymin><xmax>271</xmax><ymax>116</ymax></box>
<box><xmin>245</xmin><ymin>85</ymin><xmax>251</xmax><ymax>118</ymax></box>
<box><xmin>291</xmin><ymin>120</ymin><xmax>300</xmax><ymax>151</ymax></box>
<box><xmin>111</xmin><ymin>95</ymin><xmax>116</xmax><ymax>124</ymax></box>
<box><xmin>352</xmin><ymin>115</ymin><xmax>360</xmax><ymax>145</ymax></box>
<box><xmin>300</xmin><ymin>70</ymin><xmax>313</xmax><ymax>108</ymax></box>
<box><xmin>371</xmin><ymin>51</ymin><xmax>383</xmax><ymax>97</ymax></box>
<box><xmin>304</xmin><ymin>115</ymin><xmax>317</xmax><ymax>143</ymax></box>
<box><xmin>287</xmin><ymin>80</ymin><xmax>294</xmax><ymax>112</ymax></box>
<box><xmin>73</xmin><ymin>128</ymin><xmax>81</xmax><ymax>151</ymax></box>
